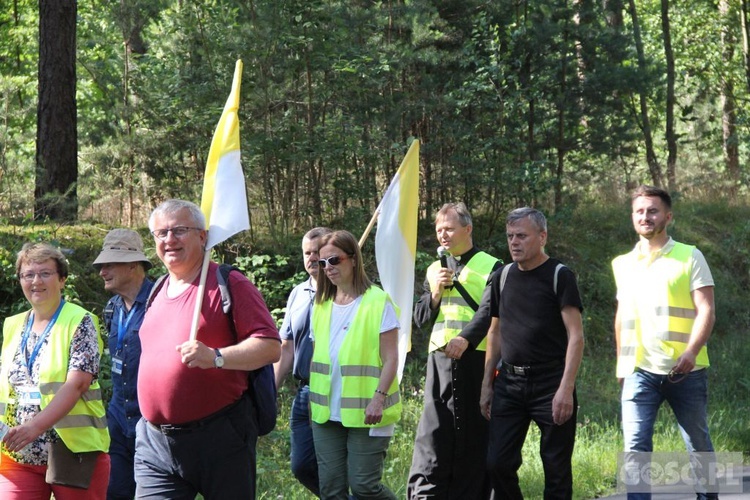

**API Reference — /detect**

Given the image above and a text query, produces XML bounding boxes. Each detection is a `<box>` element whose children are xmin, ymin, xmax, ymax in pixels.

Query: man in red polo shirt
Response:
<box><xmin>135</xmin><ymin>199</ymin><xmax>280</xmax><ymax>499</ymax></box>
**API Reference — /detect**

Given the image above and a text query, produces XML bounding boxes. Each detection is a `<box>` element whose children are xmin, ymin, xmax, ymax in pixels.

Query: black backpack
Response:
<box><xmin>146</xmin><ymin>264</ymin><xmax>278</xmax><ymax>436</ymax></box>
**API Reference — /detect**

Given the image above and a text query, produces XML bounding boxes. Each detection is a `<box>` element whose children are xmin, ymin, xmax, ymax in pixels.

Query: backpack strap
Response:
<box><xmin>499</xmin><ymin>263</ymin><xmax>513</xmax><ymax>293</ymax></box>
<box><xmin>499</xmin><ymin>262</ymin><xmax>566</xmax><ymax>295</ymax></box>
<box><xmin>145</xmin><ymin>274</ymin><xmax>168</xmax><ymax>310</ymax></box>
<box><xmin>217</xmin><ymin>264</ymin><xmax>241</xmax><ymax>315</ymax></box>
<box><xmin>103</xmin><ymin>298</ymin><xmax>116</xmax><ymax>331</ymax></box>
<box><xmin>146</xmin><ymin>265</ymin><xmax>238</xmax><ymax>315</ymax></box>
<box><xmin>552</xmin><ymin>263</ymin><xmax>565</xmax><ymax>295</ymax></box>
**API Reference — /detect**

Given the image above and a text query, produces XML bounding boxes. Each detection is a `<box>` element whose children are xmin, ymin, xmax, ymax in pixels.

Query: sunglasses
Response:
<box><xmin>318</xmin><ymin>255</ymin><xmax>351</xmax><ymax>268</ymax></box>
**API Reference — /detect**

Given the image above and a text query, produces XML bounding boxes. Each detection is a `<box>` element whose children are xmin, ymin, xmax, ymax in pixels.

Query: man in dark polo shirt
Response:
<box><xmin>135</xmin><ymin>199</ymin><xmax>280</xmax><ymax>499</ymax></box>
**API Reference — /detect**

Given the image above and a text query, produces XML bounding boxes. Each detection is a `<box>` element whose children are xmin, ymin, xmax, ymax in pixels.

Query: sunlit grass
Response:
<box><xmin>257</xmin><ymin>335</ymin><xmax>749</xmax><ymax>499</ymax></box>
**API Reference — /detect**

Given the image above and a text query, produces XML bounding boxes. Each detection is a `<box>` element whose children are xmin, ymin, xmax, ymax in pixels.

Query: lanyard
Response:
<box><xmin>21</xmin><ymin>300</ymin><xmax>65</xmax><ymax>375</ymax></box>
<box><xmin>116</xmin><ymin>304</ymin><xmax>138</xmax><ymax>352</ymax></box>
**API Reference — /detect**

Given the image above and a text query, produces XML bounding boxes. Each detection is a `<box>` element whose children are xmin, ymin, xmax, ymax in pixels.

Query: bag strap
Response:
<box><xmin>145</xmin><ymin>265</ymin><xmax>236</xmax><ymax>317</ymax></box>
<box><xmin>103</xmin><ymin>298</ymin><xmax>115</xmax><ymax>332</ymax></box>
<box><xmin>499</xmin><ymin>262</ymin><xmax>566</xmax><ymax>295</ymax></box>
<box><xmin>452</xmin><ymin>280</ymin><xmax>480</xmax><ymax>312</ymax></box>
<box><xmin>145</xmin><ymin>274</ymin><xmax>168</xmax><ymax>310</ymax></box>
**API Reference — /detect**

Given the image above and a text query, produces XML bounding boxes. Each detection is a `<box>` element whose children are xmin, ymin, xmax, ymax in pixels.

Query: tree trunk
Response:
<box><xmin>661</xmin><ymin>0</ymin><xmax>677</xmax><ymax>192</ymax></box>
<box><xmin>741</xmin><ymin>0</ymin><xmax>750</xmax><ymax>93</ymax></box>
<box><xmin>721</xmin><ymin>0</ymin><xmax>740</xmax><ymax>199</ymax></box>
<box><xmin>35</xmin><ymin>0</ymin><xmax>78</xmax><ymax>221</ymax></box>
<box><xmin>628</xmin><ymin>0</ymin><xmax>663</xmax><ymax>188</ymax></box>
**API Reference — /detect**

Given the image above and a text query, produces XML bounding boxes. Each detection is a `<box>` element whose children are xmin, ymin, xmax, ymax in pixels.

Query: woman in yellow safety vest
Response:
<box><xmin>309</xmin><ymin>230</ymin><xmax>401</xmax><ymax>499</ymax></box>
<box><xmin>0</xmin><ymin>242</ymin><xmax>110</xmax><ymax>499</ymax></box>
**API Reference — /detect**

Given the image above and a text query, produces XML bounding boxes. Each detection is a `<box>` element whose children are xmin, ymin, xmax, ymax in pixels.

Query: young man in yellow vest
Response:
<box><xmin>613</xmin><ymin>185</ymin><xmax>717</xmax><ymax>500</ymax></box>
<box><xmin>408</xmin><ymin>202</ymin><xmax>501</xmax><ymax>499</ymax></box>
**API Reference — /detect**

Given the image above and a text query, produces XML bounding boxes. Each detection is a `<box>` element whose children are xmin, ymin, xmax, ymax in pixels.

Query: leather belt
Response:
<box><xmin>147</xmin><ymin>397</ymin><xmax>242</xmax><ymax>435</ymax></box>
<box><xmin>502</xmin><ymin>359</ymin><xmax>564</xmax><ymax>376</ymax></box>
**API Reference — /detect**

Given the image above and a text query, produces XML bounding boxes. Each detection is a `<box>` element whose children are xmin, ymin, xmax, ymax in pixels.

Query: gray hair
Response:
<box><xmin>436</xmin><ymin>202</ymin><xmax>472</xmax><ymax>227</ymax></box>
<box><xmin>148</xmin><ymin>199</ymin><xmax>206</xmax><ymax>231</ymax></box>
<box><xmin>303</xmin><ymin>227</ymin><xmax>333</xmax><ymax>242</ymax></box>
<box><xmin>506</xmin><ymin>207</ymin><xmax>547</xmax><ymax>232</ymax></box>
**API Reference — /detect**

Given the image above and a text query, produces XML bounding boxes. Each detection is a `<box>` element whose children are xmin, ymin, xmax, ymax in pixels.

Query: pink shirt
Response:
<box><xmin>138</xmin><ymin>262</ymin><xmax>279</xmax><ymax>424</ymax></box>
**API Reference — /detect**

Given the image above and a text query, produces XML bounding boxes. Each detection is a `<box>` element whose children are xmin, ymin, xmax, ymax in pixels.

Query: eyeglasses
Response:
<box><xmin>318</xmin><ymin>255</ymin><xmax>351</xmax><ymax>268</ymax></box>
<box><xmin>19</xmin><ymin>271</ymin><xmax>57</xmax><ymax>282</ymax></box>
<box><xmin>151</xmin><ymin>226</ymin><xmax>202</xmax><ymax>241</ymax></box>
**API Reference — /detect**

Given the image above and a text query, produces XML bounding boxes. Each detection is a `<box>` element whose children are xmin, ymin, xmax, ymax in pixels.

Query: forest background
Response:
<box><xmin>1</xmin><ymin>0</ymin><xmax>749</xmax><ymax>498</ymax></box>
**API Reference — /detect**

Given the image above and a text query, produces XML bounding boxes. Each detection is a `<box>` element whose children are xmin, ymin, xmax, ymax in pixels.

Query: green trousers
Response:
<box><xmin>312</xmin><ymin>420</ymin><xmax>397</xmax><ymax>500</ymax></box>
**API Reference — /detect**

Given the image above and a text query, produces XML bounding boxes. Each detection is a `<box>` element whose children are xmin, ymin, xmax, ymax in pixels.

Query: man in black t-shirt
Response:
<box><xmin>480</xmin><ymin>207</ymin><xmax>584</xmax><ymax>499</ymax></box>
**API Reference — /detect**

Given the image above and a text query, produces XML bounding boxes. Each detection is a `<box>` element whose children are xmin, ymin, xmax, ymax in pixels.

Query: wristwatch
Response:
<box><xmin>213</xmin><ymin>348</ymin><xmax>224</xmax><ymax>369</ymax></box>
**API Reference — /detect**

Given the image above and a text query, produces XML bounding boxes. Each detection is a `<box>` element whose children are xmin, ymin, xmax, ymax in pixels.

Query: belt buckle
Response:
<box><xmin>514</xmin><ymin>365</ymin><xmax>528</xmax><ymax>376</ymax></box>
<box><xmin>158</xmin><ymin>424</ymin><xmax>179</xmax><ymax>435</ymax></box>
<box><xmin>156</xmin><ymin>422</ymin><xmax>195</xmax><ymax>435</ymax></box>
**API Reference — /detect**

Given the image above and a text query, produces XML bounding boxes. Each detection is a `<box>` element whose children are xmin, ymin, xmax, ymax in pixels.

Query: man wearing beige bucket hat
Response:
<box><xmin>93</xmin><ymin>228</ymin><xmax>154</xmax><ymax>500</ymax></box>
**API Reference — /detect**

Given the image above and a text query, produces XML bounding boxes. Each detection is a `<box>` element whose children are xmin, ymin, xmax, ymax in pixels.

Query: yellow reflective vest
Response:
<box><xmin>612</xmin><ymin>241</ymin><xmax>710</xmax><ymax>377</ymax></box>
<box><xmin>309</xmin><ymin>287</ymin><xmax>401</xmax><ymax>427</ymax></box>
<box><xmin>428</xmin><ymin>251</ymin><xmax>499</xmax><ymax>352</ymax></box>
<box><xmin>0</xmin><ymin>302</ymin><xmax>109</xmax><ymax>453</ymax></box>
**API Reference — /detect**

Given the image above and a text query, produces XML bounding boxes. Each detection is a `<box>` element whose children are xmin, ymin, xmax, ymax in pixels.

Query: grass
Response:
<box><xmin>258</xmin><ymin>337</ymin><xmax>749</xmax><ymax>499</ymax></box>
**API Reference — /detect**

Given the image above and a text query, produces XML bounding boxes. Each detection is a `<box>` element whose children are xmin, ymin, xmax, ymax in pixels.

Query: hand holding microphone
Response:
<box><xmin>437</xmin><ymin>246</ymin><xmax>454</xmax><ymax>290</ymax></box>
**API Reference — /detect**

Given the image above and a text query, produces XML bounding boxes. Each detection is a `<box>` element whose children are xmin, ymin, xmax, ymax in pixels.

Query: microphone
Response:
<box><xmin>437</xmin><ymin>246</ymin><xmax>453</xmax><ymax>289</ymax></box>
<box><xmin>437</xmin><ymin>246</ymin><xmax>449</xmax><ymax>268</ymax></box>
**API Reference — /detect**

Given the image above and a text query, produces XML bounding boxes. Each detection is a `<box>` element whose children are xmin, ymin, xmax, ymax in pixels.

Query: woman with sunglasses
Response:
<box><xmin>0</xmin><ymin>243</ymin><xmax>110</xmax><ymax>499</ymax></box>
<box><xmin>308</xmin><ymin>230</ymin><xmax>401</xmax><ymax>499</ymax></box>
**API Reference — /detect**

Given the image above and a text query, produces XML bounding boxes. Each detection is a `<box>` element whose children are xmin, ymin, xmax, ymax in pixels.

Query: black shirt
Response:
<box><xmin>489</xmin><ymin>258</ymin><xmax>583</xmax><ymax>366</ymax></box>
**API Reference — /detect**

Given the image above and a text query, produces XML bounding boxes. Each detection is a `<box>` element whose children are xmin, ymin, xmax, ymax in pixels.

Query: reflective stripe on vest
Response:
<box><xmin>39</xmin><ymin>382</ymin><xmax>103</xmax><ymax>402</ymax></box>
<box><xmin>0</xmin><ymin>303</ymin><xmax>110</xmax><ymax>453</ymax></box>
<box><xmin>311</xmin><ymin>362</ymin><xmax>330</xmax><ymax>375</ymax></box>
<box><xmin>341</xmin><ymin>392</ymin><xmax>401</xmax><ymax>410</ymax></box>
<box><xmin>428</xmin><ymin>251</ymin><xmax>499</xmax><ymax>352</ymax></box>
<box><xmin>309</xmin><ymin>287</ymin><xmax>402</xmax><ymax>427</ymax></box>
<box><xmin>613</xmin><ymin>241</ymin><xmax>710</xmax><ymax>377</ymax></box>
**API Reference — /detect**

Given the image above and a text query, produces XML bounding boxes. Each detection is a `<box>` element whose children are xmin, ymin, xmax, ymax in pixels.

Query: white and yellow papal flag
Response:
<box><xmin>375</xmin><ymin>139</ymin><xmax>419</xmax><ymax>380</ymax></box>
<box><xmin>200</xmin><ymin>60</ymin><xmax>250</xmax><ymax>250</ymax></box>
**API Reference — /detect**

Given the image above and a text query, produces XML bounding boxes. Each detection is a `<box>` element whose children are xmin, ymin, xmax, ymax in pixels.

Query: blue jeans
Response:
<box><xmin>291</xmin><ymin>385</ymin><xmax>320</xmax><ymax>496</ymax></box>
<box><xmin>107</xmin><ymin>418</ymin><xmax>136</xmax><ymax>500</ymax></box>
<box><xmin>621</xmin><ymin>368</ymin><xmax>717</xmax><ymax>500</ymax></box>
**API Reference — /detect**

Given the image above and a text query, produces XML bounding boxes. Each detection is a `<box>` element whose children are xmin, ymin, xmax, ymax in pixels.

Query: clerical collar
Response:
<box><xmin>454</xmin><ymin>246</ymin><xmax>479</xmax><ymax>263</ymax></box>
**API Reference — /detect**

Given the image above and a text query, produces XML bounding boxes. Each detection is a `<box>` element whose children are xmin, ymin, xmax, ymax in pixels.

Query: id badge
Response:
<box><xmin>112</xmin><ymin>356</ymin><xmax>124</xmax><ymax>375</ymax></box>
<box><xmin>18</xmin><ymin>385</ymin><xmax>42</xmax><ymax>406</ymax></box>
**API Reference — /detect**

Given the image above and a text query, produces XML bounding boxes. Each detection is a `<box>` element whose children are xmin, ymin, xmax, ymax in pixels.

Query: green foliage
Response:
<box><xmin>232</xmin><ymin>254</ymin><xmax>308</xmax><ymax>326</ymax></box>
<box><xmin>3</xmin><ymin>0</ymin><xmax>750</xmax><ymax>227</ymax></box>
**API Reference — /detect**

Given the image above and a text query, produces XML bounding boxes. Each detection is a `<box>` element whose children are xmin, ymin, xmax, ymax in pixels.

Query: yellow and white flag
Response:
<box><xmin>375</xmin><ymin>139</ymin><xmax>419</xmax><ymax>380</ymax></box>
<box><xmin>200</xmin><ymin>60</ymin><xmax>249</xmax><ymax>250</ymax></box>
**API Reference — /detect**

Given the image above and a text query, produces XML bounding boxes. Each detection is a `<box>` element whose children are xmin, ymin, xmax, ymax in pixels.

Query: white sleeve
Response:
<box><xmin>380</xmin><ymin>300</ymin><xmax>400</xmax><ymax>333</ymax></box>
<box><xmin>690</xmin><ymin>248</ymin><xmax>714</xmax><ymax>291</ymax></box>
